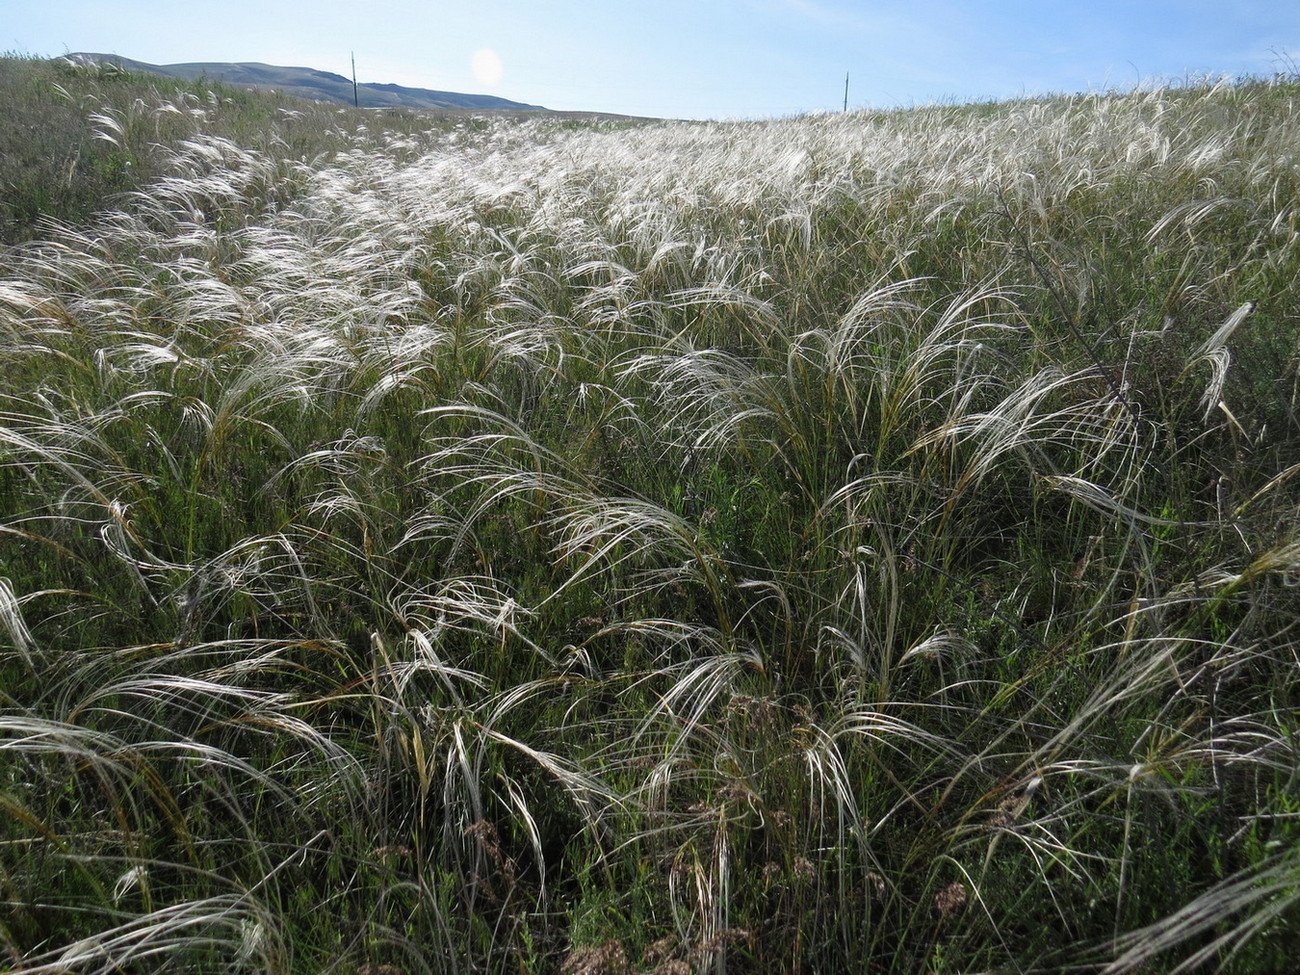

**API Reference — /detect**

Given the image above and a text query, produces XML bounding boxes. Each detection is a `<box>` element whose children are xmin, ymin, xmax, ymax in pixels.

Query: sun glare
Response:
<box><xmin>471</xmin><ymin>48</ymin><xmax>503</xmax><ymax>86</ymax></box>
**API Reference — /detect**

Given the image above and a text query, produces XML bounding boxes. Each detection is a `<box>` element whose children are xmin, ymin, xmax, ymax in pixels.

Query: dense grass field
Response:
<box><xmin>2</xmin><ymin>55</ymin><xmax>1300</xmax><ymax>973</ymax></box>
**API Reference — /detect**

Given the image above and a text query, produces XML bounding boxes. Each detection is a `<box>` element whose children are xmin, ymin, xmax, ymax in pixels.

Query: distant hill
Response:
<box><xmin>65</xmin><ymin>53</ymin><xmax>547</xmax><ymax>111</ymax></box>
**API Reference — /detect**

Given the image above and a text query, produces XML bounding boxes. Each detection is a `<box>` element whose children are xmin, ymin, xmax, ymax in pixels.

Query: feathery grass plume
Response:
<box><xmin>1182</xmin><ymin>299</ymin><xmax>1257</xmax><ymax>421</ymax></box>
<box><xmin>17</xmin><ymin>894</ymin><xmax>287</xmax><ymax>974</ymax></box>
<box><xmin>1103</xmin><ymin>844</ymin><xmax>1300</xmax><ymax>974</ymax></box>
<box><xmin>0</xmin><ymin>577</ymin><xmax>35</xmax><ymax>671</ymax></box>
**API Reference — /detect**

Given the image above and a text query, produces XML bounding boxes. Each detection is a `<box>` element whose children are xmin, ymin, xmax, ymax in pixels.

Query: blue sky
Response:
<box><xmin>7</xmin><ymin>1</ymin><xmax>1300</xmax><ymax>119</ymax></box>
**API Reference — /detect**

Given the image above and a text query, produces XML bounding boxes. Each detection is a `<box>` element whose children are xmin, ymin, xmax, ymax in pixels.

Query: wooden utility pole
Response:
<box><xmin>351</xmin><ymin>52</ymin><xmax>359</xmax><ymax>107</ymax></box>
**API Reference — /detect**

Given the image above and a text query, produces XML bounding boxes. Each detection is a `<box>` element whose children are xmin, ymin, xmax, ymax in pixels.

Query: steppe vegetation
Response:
<box><xmin>2</xmin><ymin>54</ymin><xmax>1300</xmax><ymax>973</ymax></box>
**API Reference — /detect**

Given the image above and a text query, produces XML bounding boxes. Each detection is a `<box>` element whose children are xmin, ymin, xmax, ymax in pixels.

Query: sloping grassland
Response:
<box><xmin>2</xmin><ymin>57</ymin><xmax>1300</xmax><ymax>973</ymax></box>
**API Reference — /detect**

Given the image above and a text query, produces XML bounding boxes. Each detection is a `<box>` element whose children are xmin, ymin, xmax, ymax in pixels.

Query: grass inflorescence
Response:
<box><xmin>2</xmin><ymin>58</ymin><xmax>1300</xmax><ymax>973</ymax></box>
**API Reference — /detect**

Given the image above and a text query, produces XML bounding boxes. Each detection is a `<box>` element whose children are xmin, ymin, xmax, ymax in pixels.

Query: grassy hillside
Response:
<box><xmin>0</xmin><ymin>55</ymin><xmax>466</xmax><ymax>244</ymax></box>
<box><xmin>2</xmin><ymin>60</ymin><xmax>1300</xmax><ymax>973</ymax></box>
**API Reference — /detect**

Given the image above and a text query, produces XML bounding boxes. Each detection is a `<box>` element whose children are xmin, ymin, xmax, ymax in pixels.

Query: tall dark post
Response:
<box><xmin>352</xmin><ymin>52</ymin><xmax>359</xmax><ymax>107</ymax></box>
<box><xmin>843</xmin><ymin>72</ymin><xmax>849</xmax><ymax>112</ymax></box>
